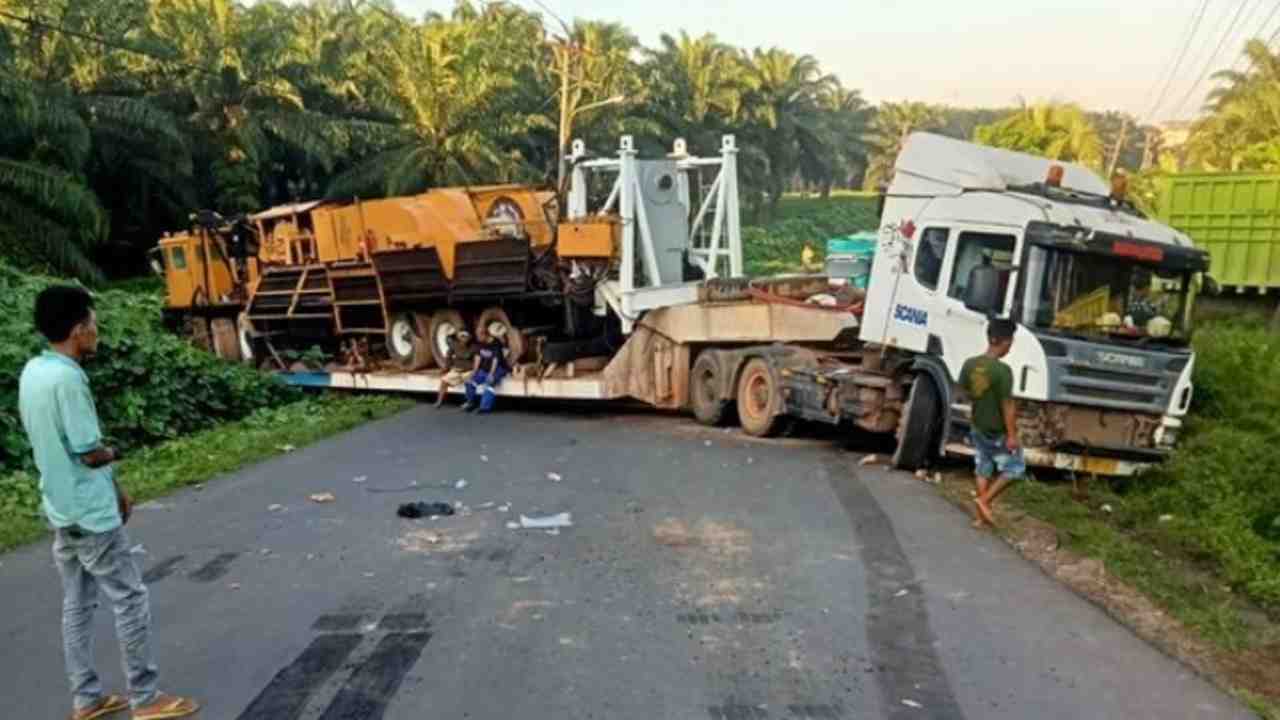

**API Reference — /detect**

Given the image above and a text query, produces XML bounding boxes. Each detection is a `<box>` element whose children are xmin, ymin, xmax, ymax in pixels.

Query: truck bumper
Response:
<box><xmin>944</xmin><ymin>443</ymin><xmax>1155</xmax><ymax>477</ymax></box>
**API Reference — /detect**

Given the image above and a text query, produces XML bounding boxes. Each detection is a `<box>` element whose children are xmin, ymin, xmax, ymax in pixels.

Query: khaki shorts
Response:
<box><xmin>442</xmin><ymin>369</ymin><xmax>473</xmax><ymax>385</ymax></box>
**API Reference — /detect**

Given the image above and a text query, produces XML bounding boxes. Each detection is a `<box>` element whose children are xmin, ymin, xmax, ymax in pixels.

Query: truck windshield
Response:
<box><xmin>1018</xmin><ymin>245</ymin><xmax>1191</xmax><ymax>343</ymax></box>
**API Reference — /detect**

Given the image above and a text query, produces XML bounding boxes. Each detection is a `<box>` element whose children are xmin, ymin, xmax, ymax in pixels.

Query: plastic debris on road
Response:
<box><xmin>901</xmin><ymin>699</ymin><xmax>922</xmax><ymax>709</ymax></box>
<box><xmin>268</xmin><ymin>504</ymin><xmax>285</xmax><ymax>512</ymax></box>
<box><xmin>397</xmin><ymin>501</ymin><xmax>457</xmax><ymax>519</ymax></box>
<box><xmin>455</xmin><ymin>479</ymin><xmax>468</xmax><ymax>490</ymax></box>
<box><xmin>309</xmin><ymin>492</ymin><xmax>336</xmax><ymax>503</ymax></box>
<box><xmin>480</xmin><ymin>455</ymin><xmax>489</xmax><ymax>462</ymax></box>
<box><xmin>519</xmin><ymin>512</ymin><xmax>572</xmax><ymax>529</ymax></box>
<box><xmin>505</xmin><ymin>521</ymin><xmax>520</xmax><ymax>530</ymax></box>
<box><xmin>352</xmin><ymin>475</ymin><xmax>367</xmax><ymax>484</ymax></box>
<box><xmin>547</xmin><ymin>472</ymin><xmax>562</xmax><ymax>482</ymax></box>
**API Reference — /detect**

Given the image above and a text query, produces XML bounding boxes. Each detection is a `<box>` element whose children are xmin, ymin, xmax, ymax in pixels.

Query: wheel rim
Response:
<box><xmin>744</xmin><ymin>370</ymin><xmax>770</xmax><ymax>419</ymax></box>
<box><xmin>391</xmin><ymin>316</ymin><xmax>415</xmax><ymax>358</ymax></box>
<box><xmin>433</xmin><ymin>319</ymin><xmax>459</xmax><ymax>360</ymax></box>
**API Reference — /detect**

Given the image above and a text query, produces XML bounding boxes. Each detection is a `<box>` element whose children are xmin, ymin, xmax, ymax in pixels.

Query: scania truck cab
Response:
<box><xmin>861</xmin><ymin>133</ymin><xmax>1209</xmax><ymax>476</ymax></box>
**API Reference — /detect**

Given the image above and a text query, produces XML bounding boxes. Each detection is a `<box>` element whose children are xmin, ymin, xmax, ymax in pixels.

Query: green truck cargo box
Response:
<box><xmin>1156</xmin><ymin>173</ymin><xmax>1280</xmax><ymax>292</ymax></box>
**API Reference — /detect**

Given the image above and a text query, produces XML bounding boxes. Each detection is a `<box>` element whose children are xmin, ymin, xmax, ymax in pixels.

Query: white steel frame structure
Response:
<box><xmin>567</xmin><ymin>135</ymin><xmax>743</xmax><ymax>323</ymax></box>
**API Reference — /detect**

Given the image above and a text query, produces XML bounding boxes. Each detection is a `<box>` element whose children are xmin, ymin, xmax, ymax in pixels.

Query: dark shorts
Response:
<box><xmin>971</xmin><ymin>429</ymin><xmax>1026</xmax><ymax>479</ymax></box>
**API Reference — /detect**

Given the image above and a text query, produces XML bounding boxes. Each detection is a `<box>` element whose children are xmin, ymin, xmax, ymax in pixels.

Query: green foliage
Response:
<box><xmin>0</xmin><ymin>393</ymin><xmax>412</xmax><ymax>552</ymax></box>
<box><xmin>0</xmin><ymin>262</ymin><xmax>299</xmax><ymax>476</ymax></box>
<box><xmin>1186</xmin><ymin>39</ymin><xmax>1280</xmax><ymax>172</ymax></box>
<box><xmin>973</xmin><ymin>102</ymin><xmax>1104</xmax><ymax>169</ymax></box>
<box><xmin>743</xmin><ymin>195</ymin><xmax>879</xmax><ymax>275</ymax></box>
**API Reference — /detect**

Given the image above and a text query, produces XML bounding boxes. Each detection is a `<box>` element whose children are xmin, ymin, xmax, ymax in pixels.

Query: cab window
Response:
<box><xmin>169</xmin><ymin>246</ymin><xmax>188</xmax><ymax>270</ymax></box>
<box><xmin>947</xmin><ymin>231</ymin><xmax>1015</xmax><ymax>301</ymax></box>
<box><xmin>913</xmin><ymin>228</ymin><xmax>949</xmax><ymax>290</ymax></box>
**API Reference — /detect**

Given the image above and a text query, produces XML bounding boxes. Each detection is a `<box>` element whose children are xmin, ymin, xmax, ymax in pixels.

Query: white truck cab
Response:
<box><xmin>860</xmin><ymin>133</ymin><xmax>1208</xmax><ymax>476</ymax></box>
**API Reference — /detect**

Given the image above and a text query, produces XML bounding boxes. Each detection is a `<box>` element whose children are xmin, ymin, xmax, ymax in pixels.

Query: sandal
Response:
<box><xmin>132</xmin><ymin>694</ymin><xmax>199</xmax><ymax>720</ymax></box>
<box><xmin>72</xmin><ymin>695</ymin><xmax>129</xmax><ymax>720</ymax></box>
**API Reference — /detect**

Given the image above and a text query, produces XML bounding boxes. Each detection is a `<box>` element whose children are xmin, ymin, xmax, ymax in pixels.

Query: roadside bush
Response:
<box><xmin>1121</xmin><ymin>321</ymin><xmax>1280</xmax><ymax>608</ymax></box>
<box><xmin>0</xmin><ymin>262</ymin><xmax>299</xmax><ymax>476</ymax></box>
<box><xmin>744</xmin><ymin>195</ymin><xmax>880</xmax><ymax>275</ymax></box>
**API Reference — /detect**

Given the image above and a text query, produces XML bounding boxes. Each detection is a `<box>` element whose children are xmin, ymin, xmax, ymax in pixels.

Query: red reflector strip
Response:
<box><xmin>1112</xmin><ymin>240</ymin><xmax>1163</xmax><ymax>263</ymax></box>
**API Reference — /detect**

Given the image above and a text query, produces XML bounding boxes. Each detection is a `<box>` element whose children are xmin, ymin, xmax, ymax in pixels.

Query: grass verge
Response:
<box><xmin>0</xmin><ymin>393</ymin><xmax>413</xmax><ymax>553</ymax></box>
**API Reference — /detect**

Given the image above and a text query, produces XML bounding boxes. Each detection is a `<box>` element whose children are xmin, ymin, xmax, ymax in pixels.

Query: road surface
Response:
<box><xmin>0</xmin><ymin>402</ymin><xmax>1252</xmax><ymax>719</ymax></box>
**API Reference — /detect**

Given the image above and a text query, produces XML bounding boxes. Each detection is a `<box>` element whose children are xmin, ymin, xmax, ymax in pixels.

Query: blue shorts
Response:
<box><xmin>971</xmin><ymin>429</ymin><xmax>1026</xmax><ymax>479</ymax></box>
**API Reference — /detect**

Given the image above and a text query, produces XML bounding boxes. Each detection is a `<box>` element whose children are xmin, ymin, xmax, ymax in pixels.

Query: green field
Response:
<box><xmin>744</xmin><ymin>194</ymin><xmax>881</xmax><ymax>276</ymax></box>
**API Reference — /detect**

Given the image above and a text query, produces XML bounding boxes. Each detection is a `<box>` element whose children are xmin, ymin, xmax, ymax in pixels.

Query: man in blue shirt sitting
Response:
<box><xmin>19</xmin><ymin>286</ymin><xmax>198</xmax><ymax>720</ymax></box>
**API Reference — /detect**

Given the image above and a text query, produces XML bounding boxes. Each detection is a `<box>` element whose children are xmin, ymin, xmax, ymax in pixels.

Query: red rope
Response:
<box><xmin>746</xmin><ymin>287</ymin><xmax>864</xmax><ymax>317</ymax></box>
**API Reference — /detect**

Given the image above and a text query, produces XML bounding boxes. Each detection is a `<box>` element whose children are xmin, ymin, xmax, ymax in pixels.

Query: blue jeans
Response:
<box><xmin>971</xmin><ymin>429</ymin><xmax>1026</xmax><ymax>479</ymax></box>
<box><xmin>53</xmin><ymin>526</ymin><xmax>159</xmax><ymax>710</ymax></box>
<box><xmin>465</xmin><ymin>367</ymin><xmax>507</xmax><ymax>412</ymax></box>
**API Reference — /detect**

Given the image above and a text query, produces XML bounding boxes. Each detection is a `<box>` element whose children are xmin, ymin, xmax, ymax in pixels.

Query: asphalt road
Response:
<box><xmin>0</xmin><ymin>402</ymin><xmax>1253</xmax><ymax>720</ymax></box>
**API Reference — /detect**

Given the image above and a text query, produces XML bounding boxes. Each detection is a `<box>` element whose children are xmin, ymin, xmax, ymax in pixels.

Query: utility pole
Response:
<box><xmin>1107</xmin><ymin>116</ymin><xmax>1130</xmax><ymax>177</ymax></box>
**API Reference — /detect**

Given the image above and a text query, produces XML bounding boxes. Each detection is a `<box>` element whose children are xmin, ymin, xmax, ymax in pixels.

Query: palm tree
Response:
<box><xmin>1186</xmin><ymin>39</ymin><xmax>1280</xmax><ymax>172</ymax></box>
<box><xmin>864</xmin><ymin>101</ymin><xmax>943</xmax><ymax>189</ymax></box>
<box><xmin>973</xmin><ymin>102</ymin><xmax>1103</xmax><ymax>169</ymax></box>
<box><xmin>800</xmin><ymin>85</ymin><xmax>872</xmax><ymax>196</ymax></box>
<box><xmin>326</xmin><ymin>7</ymin><xmax>550</xmax><ymax>197</ymax></box>
<box><xmin>741</xmin><ymin>48</ymin><xmax>838</xmax><ymax>214</ymax></box>
<box><xmin>644</xmin><ymin>31</ymin><xmax>749</xmax><ymax>144</ymax></box>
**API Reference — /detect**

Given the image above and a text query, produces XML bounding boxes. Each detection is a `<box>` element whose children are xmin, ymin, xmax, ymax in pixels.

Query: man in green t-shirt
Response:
<box><xmin>958</xmin><ymin>317</ymin><xmax>1025</xmax><ymax>527</ymax></box>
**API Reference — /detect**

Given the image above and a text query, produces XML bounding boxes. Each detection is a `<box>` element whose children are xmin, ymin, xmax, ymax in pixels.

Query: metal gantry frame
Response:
<box><xmin>568</xmin><ymin>135</ymin><xmax>743</xmax><ymax>322</ymax></box>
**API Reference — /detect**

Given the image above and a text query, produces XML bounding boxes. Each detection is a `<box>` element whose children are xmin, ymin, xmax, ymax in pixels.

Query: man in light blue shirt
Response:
<box><xmin>19</xmin><ymin>286</ymin><xmax>198</xmax><ymax>720</ymax></box>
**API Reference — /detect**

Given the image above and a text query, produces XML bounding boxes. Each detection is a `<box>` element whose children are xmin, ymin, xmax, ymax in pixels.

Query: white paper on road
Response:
<box><xmin>519</xmin><ymin>512</ymin><xmax>572</xmax><ymax>529</ymax></box>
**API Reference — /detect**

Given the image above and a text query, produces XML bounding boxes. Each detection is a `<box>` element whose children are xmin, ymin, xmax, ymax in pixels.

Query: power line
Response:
<box><xmin>1170</xmin><ymin>0</ymin><xmax>1255</xmax><ymax>119</ymax></box>
<box><xmin>1227</xmin><ymin>0</ymin><xmax>1279</xmax><ymax>71</ymax></box>
<box><xmin>1142</xmin><ymin>0</ymin><xmax>1212</xmax><ymax>123</ymax></box>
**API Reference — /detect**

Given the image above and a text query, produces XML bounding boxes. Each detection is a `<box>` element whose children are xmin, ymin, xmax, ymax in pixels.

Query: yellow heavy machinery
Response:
<box><xmin>156</xmin><ymin>183</ymin><xmax>618</xmax><ymax>370</ymax></box>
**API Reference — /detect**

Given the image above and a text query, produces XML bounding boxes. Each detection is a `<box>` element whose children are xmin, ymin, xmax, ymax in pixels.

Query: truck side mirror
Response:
<box><xmin>964</xmin><ymin>264</ymin><xmax>1002</xmax><ymax>315</ymax></box>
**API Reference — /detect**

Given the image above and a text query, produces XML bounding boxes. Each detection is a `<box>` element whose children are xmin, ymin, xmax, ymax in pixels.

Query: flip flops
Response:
<box><xmin>132</xmin><ymin>694</ymin><xmax>199</xmax><ymax>720</ymax></box>
<box><xmin>71</xmin><ymin>695</ymin><xmax>128</xmax><ymax>720</ymax></box>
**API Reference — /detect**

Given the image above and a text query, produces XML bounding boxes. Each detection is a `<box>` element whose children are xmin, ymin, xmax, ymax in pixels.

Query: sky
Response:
<box><xmin>386</xmin><ymin>0</ymin><xmax>1275</xmax><ymax>123</ymax></box>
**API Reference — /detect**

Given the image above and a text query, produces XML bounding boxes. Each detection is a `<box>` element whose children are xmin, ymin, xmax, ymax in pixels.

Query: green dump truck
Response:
<box><xmin>1156</xmin><ymin>173</ymin><xmax>1280</xmax><ymax>294</ymax></box>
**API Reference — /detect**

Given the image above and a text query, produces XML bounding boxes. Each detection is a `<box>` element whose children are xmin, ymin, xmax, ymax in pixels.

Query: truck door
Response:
<box><xmin>935</xmin><ymin>227</ymin><xmax>1018</xmax><ymax>380</ymax></box>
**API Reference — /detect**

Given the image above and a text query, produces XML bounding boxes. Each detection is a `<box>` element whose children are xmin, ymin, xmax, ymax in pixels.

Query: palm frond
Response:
<box><xmin>0</xmin><ymin>159</ymin><xmax>106</xmax><ymax>239</ymax></box>
<box><xmin>0</xmin><ymin>195</ymin><xmax>105</xmax><ymax>284</ymax></box>
<box><xmin>78</xmin><ymin>95</ymin><xmax>188</xmax><ymax>152</ymax></box>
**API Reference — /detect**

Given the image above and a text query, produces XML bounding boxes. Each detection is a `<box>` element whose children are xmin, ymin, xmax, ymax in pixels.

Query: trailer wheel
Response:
<box><xmin>892</xmin><ymin>374</ymin><xmax>942</xmax><ymax>471</ymax></box>
<box><xmin>736</xmin><ymin>357</ymin><xmax>786</xmax><ymax>437</ymax></box>
<box><xmin>475</xmin><ymin>307</ymin><xmax>526</xmax><ymax>363</ymax></box>
<box><xmin>691</xmin><ymin>351</ymin><xmax>731</xmax><ymax>426</ymax></box>
<box><xmin>210</xmin><ymin>317</ymin><xmax>241</xmax><ymax>362</ymax></box>
<box><xmin>428</xmin><ymin>310</ymin><xmax>467</xmax><ymax>369</ymax></box>
<box><xmin>388</xmin><ymin>311</ymin><xmax>434</xmax><ymax>370</ymax></box>
<box><xmin>186</xmin><ymin>315</ymin><xmax>212</xmax><ymax>352</ymax></box>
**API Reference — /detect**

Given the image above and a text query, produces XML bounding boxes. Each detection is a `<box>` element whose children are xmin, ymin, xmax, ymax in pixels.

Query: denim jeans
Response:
<box><xmin>53</xmin><ymin>525</ymin><xmax>159</xmax><ymax>710</ymax></box>
<box><xmin>464</xmin><ymin>366</ymin><xmax>508</xmax><ymax>412</ymax></box>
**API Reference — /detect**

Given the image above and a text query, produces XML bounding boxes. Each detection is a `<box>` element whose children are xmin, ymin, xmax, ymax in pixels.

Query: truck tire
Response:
<box><xmin>691</xmin><ymin>351</ymin><xmax>731</xmax><ymax>426</ymax></box>
<box><xmin>476</xmin><ymin>307</ymin><xmax>526</xmax><ymax>363</ymax></box>
<box><xmin>736</xmin><ymin>357</ymin><xmax>786</xmax><ymax>437</ymax></box>
<box><xmin>428</xmin><ymin>310</ymin><xmax>466</xmax><ymax>369</ymax></box>
<box><xmin>388</xmin><ymin>311</ymin><xmax>433</xmax><ymax>370</ymax></box>
<box><xmin>892</xmin><ymin>374</ymin><xmax>942</xmax><ymax>471</ymax></box>
<box><xmin>210</xmin><ymin>317</ymin><xmax>241</xmax><ymax>362</ymax></box>
<box><xmin>186</xmin><ymin>316</ymin><xmax>212</xmax><ymax>352</ymax></box>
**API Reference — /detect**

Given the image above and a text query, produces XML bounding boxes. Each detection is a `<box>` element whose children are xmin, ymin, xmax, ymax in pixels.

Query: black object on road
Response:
<box><xmin>397</xmin><ymin>502</ymin><xmax>456</xmax><ymax>519</ymax></box>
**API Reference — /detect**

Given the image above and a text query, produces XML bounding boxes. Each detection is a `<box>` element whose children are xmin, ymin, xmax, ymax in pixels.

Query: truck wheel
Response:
<box><xmin>186</xmin><ymin>316</ymin><xmax>212</xmax><ymax>352</ymax></box>
<box><xmin>388</xmin><ymin>311</ymin><xmax>433</xmax><ymax>370</ymax></box>
<box><xmin>736</xmin><ymin>357</ymin><xmax>786</xmax><ymax>437</ymax></box>
<box><xmin>691</xmin><ymin>351</ymin><xmax>731</xmax><ymax>426</ymax></box>
<box><xmin>428</xmin><ymin>310</ymin><xmax>466</xmax><ymax>369</ymax></box>
<box><xmin>210</xmin><ymin>317</ymin><xmax>241</xmax><ymax>362</ymax></box>
<box><xmin>476</xmin><ymin>307</ymin><xmax>526</xmax><ymax>363</ymax></box>
<box><xmin>892</xmin><ymin>375</ymin><xmax>942</xmax><ymax>471</ymax></box>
